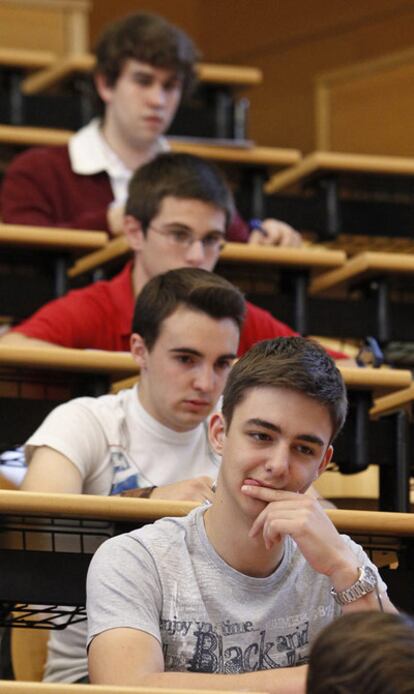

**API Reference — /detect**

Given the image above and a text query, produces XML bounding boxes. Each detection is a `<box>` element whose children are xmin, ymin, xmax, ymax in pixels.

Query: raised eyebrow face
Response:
<box><xmin>162</xmin><ymin>222</ymin><xmax>225</xmax><ymax>237</ymax></box>
<box><xmin>130</xmin><ymin>66</ymin><xmax>182</xmax><ymax>87</ymax></box>
<box><xmin>169</xmin><ymin>347</ymin><xmax>237</xmax><ymax>362</ymax></box>
<box><xmin>244</xmin><ymin>418</ymin><xmax>326</xmax><ymax>448</ymax></box>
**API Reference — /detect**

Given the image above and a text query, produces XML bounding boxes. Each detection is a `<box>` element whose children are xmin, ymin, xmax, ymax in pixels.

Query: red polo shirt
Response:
<box><xmin>13</xmin><ymin>262</ymin><xmax>345</xmax><ymax>358</ymax></box>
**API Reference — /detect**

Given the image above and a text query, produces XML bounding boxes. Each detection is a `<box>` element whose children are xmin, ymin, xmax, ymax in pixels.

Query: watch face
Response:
<box><xmin>361</xmin><ymin>565</ymin><xmax>378</xmax><ymax>590</ymax></box>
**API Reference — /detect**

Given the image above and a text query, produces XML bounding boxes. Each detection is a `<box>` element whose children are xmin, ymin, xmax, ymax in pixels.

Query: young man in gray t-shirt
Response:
<box><xmin>87</xmin><ymin>337</ymin><xmax>396</xmax><ymax>693</ymax></box>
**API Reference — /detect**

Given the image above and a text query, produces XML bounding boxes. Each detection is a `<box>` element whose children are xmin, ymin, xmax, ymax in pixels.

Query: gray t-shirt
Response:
<box><xmin>87</xmin><ymin>507</ymin><xmax>387</xmax><ymax>672</ymax></box>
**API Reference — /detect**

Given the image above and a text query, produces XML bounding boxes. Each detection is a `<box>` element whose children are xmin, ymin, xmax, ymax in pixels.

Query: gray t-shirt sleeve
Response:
<box><xmin>86</xmin><ymin>533</ymin><xmax>163</xmax><ymax>648</ymax></box>
<box><xmin>344</xmin><ymin>534</ymin><xmax>388</xmax><ymax>594</ymax></box>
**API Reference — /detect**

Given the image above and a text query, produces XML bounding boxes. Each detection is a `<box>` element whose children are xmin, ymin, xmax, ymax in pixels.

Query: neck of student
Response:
<box><xmin>131</xmin><ymin>257</ymin><xmax>150</xmax><ymax>298</ymax></box>
<box><xmin>203</xmin><ymin>499</ymin><xmax>285</xmax><ymax>578</ymax></box>
<box><xmin>101</xmin><ymin>118</ymin><xmax>161</xmax><ymax>171</ymax></box>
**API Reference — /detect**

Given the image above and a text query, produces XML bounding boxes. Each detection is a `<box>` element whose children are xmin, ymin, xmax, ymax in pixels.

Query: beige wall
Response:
<box><xmin>90</xmin><ymin>0</ymin><xmax>414</xmax><ymax>153</ymax></box>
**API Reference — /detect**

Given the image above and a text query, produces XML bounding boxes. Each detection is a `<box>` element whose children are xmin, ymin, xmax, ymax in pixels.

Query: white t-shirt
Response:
<box><xmin>26</xmin><ymin>385</ymin><xmax>220</xmax><ymax>496</ymax></box>
<box><xmin>87</xmin><ymin>507</ymin><xmax>388</xmax><ymax>671</ymax></box>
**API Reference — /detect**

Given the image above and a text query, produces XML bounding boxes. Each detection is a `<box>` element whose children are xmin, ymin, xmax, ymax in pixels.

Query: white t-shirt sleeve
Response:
<box><xmin>86</xmin><ymin>533</ymin><xmax>163</xmax><ymax>647</ymax></box>
<box><xmin>25</xmin><ymin>400</ymin><xmax>108</xmax><ymax>483</ymax></box>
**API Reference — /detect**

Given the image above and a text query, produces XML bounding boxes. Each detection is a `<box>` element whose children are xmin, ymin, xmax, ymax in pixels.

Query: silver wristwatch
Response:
<box><xmin>330</xmin><ymin>565</ymin><xmax>378</xmax><ymax>606</ymax></box>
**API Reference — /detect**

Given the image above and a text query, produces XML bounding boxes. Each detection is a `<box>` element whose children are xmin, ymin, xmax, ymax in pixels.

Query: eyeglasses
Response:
<box><xmin>148</xmin><ymin>224</ymin><xmax>226</xmax><ymax>253</ymax></box>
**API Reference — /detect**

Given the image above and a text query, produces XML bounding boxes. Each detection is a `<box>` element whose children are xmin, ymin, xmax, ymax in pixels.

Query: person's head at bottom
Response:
<box><xmin>306</xmin><ymin>611</ymin><xmax>414</xmax><ymax>694</ymax></box>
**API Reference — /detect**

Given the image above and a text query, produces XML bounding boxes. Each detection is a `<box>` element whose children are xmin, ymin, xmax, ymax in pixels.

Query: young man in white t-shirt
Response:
<box><xmin>87</xmin><ymin>336</ymin><xmax>396</xmax><ymax>693</ymax></box>
<box><xmin>20</xmin><ymin>267</ymin><xmax>244</xmax><ymax>683</ymax></box>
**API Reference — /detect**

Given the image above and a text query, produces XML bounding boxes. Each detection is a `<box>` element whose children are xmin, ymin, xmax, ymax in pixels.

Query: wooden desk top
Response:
<box><xmin>0</xmin><ymin>489</ymin><xmax>194</xmax><ymax>523</ymax></box>
<box><xmin>309</xmin><ymin>251</ymin><xmax>414</xmax><ymax>296</ymax></box>
<box><xmin>0</xmin><ymin>47</ymin><xmax>56</xmax><ymax>70</ymax></box>
<box><xmin>1</xmin><ymin>683</ymin><xmax>256</xmax><ymax>694</ymax></box>
<box><xmin>338</xmin><ymin>365</ymin><xmax>411</xmax><ymax>392</ymax></box>
<box><xmin>0</xmin><ymin>223</ymin><xmax>107</xmax><ymax>254</ymax></box>
<box><xmin>68</xmin><ymin>236</ymin><xmax>130</xmax><ymax>277</ymax></box>
<box><xmin>0</xmin><ymin>123</ymin><xmax>72</xmax><ymax>147</ymax></box>
<box><xmin>0</xmin><ymin>124</ymin><xmax>299</xmax><ymax>168</ymax></box>
<box><xmin>68</xmin><ymin>240</ymin><xmax>346</xmax><ymax>280</ymax></box>
<box><xmin>169</xmin><ymin>139</ymin><xmax>301</xmax><ymax>167</ymax></box>
<box><xmin>21</xmin><ymin>53</ymin><xmax>263</xmax><ymax>95</ymax></box>
<box><xmin>0</xmin><ymin>489</ymin><xmax>413</xmax><ymax>537</ymax></box>
<box><xmin>219</xmin><ymin>242</ymin><xmax>346</xmax><ymax>269</ymax></box>
<box><xmin>265</xmin><ymin>150</ymin><xmax>414</xmax><ymax>194</ymax></box>
<box><xmin>0</xmin><ymin>345</ymin><xmax>137</xmax><ymax>379</ymax></box>
<box><xmin>370</xmin><ymin>384</ymin><xmax>414</xmax><ymax>418</ymax></box>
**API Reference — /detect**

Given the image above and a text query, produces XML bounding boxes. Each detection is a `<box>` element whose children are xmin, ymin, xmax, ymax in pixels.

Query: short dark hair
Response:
<box><xmin>132</xmin><ymin>268</ymin><xmax>245</xmax><ymax>350</ymax></box>
<box><xmin>126</xmin><ymin>152</ymin><xmax>235</xmax><ymax>231</ymax></box>
<box><xmin>95</xmin><ymin>12</ymin><xmax>198</xmax><ymax>98</ymax></box>
<box><xmin>307</xmin><ymin>611</ymin><xmax>414</xmax><ymax>694</ymax></box>
<box><xmin>222</xmin><ymin>337</ymin><xmax>347</xmax><ymax>441</ymax></box>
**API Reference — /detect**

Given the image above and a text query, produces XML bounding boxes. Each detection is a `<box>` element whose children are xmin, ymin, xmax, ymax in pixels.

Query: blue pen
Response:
<box><xmin>249</xmin><ymin>218</ymin><xmax>269</xmax><ymax>237</ymax></box>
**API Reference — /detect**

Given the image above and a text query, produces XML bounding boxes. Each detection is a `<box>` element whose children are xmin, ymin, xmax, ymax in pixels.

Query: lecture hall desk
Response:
<box><xmin>330</xmin><ymin>365</ymin><xmax>412</xmax><ymax>514</ymax></box>
<box><xmin>0</xmin><ymin>224</ymin><xmax>107</xmax><ymax>321</ymax></box>
<box><xmin>0</xmin><ymin>344</ymin><xmax>138</xmax><ymax>452</ymax></box>
<box><xmin>265</xmin><ymin>150</ymin><xmax>414</xmax><ymax>241</ymax></box>
<box><xmin>0</xmin><ymin>490</ymin><xmax>413</xmax><ymax>628</ymax></box>
<box><xmin>309</xmin><ymin>250</ymin><xmax>414</xmax><ymax>344</ymax></box>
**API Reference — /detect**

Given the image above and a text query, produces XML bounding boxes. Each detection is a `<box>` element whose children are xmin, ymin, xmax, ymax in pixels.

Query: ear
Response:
<box><xmin>130</xmin><ymin>333</ymin><xmax>149</xmax><ymax>370</ymax></box>
<box><xmin>124</xmin><ymin>215</ymin><xmax>145</xmax><ymax>253</ymax></box>
<box><xmin>316</xmin><ymin>445</ymin><xmax>333</xmax><ymax>478</ymax></box>
<box><xmin>94</xmin><ymin>72</ymin><xmax>114</xmax><ymax>105</ymax></box>
<box><xmin>208</xmin><ymin>413</ymin><xmax>226</xmax><ymax>455</ymax></box>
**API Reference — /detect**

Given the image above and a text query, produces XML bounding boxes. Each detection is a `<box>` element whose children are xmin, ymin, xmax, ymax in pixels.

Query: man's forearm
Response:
<box><xmin>0</xmin><ymin>331</ymin><xmax>61</xmax><ymax>348</ymax></box>
<box><xmin>93</xmin><ymin>665</ymin><xmax>307</xmax><ymax>694</ymax></box>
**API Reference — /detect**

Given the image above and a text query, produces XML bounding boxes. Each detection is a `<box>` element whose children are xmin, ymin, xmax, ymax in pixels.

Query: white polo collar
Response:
<box><xmin>68</xmin><ymin>118</ymin><xmax>170</xmax><ymax>176</ymax></box>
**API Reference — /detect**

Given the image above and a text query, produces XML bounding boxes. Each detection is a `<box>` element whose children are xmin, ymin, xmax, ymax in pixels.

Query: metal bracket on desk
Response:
<box><xmin>9</xmin><ymin>73</ymin><xmax>25</xmax><ymax>125</ymax></box>
<box><xmin>214</xmin><ymin>88</ymin><xmax>234</xmax><ymax>139</ymax></box>
<box><xmin>379</xmin><ymin>410</ymin><xmax>410</xmax><ymax>513</ymax></box>
<box><xmin>316</xmin><ymin>177</ymin><xmax>341</xmax><ymax>240</ymax></box>
<box><xmin>233</xmin><ymin>96</ymin><xmax>249</xmax><ymax>140</ymax></box>
<box><xmin>53</xmin><ymin>256</ymin><xmax>69</xmax><ymax>297</ymax></box>
<box><xmin>376</xmin><ymin>277</ymin><xmax>391</xmax><ymax>345</ymax></box>
<box><xmin>336</xmin><ymin>391</ymin><xmax>371</xmax><ymax>474</ymax></box>
<box><xmin>293</xmin><ymin>271</ymin><xmax>308</xmax><ymax>335</ymax></box>
<box><xmin>239</xmin><ymin>167</ymin><xmax>267</xmax><ymax>220</ymax></box>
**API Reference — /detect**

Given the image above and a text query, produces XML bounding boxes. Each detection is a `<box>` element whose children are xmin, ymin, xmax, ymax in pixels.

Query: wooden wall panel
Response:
<box><xmin>0</xmin><ymin>0</ymin><xmax>90</xmax><ymax>54</ymax></box>
<box><xmin>317</xmin><ymin>50</ymin><xmax>414</xmax><ymax>156</ymax></box>
<box><xmin>90</xmin><ymin>0</ymin><xmax>202</xmax><ymax>50</ymax></box>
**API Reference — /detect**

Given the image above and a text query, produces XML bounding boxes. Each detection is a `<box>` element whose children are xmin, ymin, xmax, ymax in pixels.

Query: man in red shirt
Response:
<box><xmin>1</xmin><ymin>12</ymin><xmax>300</xmax><ymax>247</ymax></box>
<box><xmin>0</xmin><ymin>152</ymin><xmax>344</xmax><ymax>359</ymax></box>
